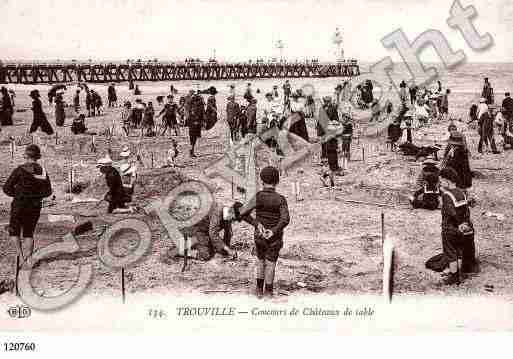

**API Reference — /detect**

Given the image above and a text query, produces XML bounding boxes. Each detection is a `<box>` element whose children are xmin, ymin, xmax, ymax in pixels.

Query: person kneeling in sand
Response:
<box><xmin>71</xmin><ymin>114</ymin><xmax>88</xmax><ymax>135</ymax></box>
<box><xmin>169</xmin><ymin>195</ymin><xmax>240</xmax><ymax>261</ymax></box>
<box><xmin>408</xmin><ymin>159</ymin><xmax>440</xmax><ymax>210</ymax></box>
<box><xmin>97</xmin><ymin>156</ymin><xmax>134</xmax><ymax>214</ymax></box>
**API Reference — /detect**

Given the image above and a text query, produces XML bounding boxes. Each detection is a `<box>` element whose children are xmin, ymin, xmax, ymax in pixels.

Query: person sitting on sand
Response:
<box><xmin>118</xmin><ymin>146</ymin><xmax>138</xmax><ymax>172</ymax></box>
<box><xmin>409</xmin><ymin>159</ymin><xmax>440</xmax><ymax>210</ymax></box>
<box><xmin>163</xmin><ymin>140</ymin><xmax>179</xmax><ymax>167</ymax></box>
<box><xmin>71</xmin><ymin>114</ymin><xmax>88</xmax><ymax>135</ymax></box>
<box><xmin>120</xmin><ymin>163</ymin><xmax>137</xmax><ymax>202</ymax></box>
<box><xmin>3</xmin><ymin>145</ymin><xmax>52</xmax><ymax>265</ymax></box>
<box><xmin>97</xmin><ymin>156</ymin><xmax>133</xmax><ymax>214</ymax></box>
<box><xmin>169</xmin><ymin>195</ymin><xmax>239</xmax><ymax>261</ymax></box>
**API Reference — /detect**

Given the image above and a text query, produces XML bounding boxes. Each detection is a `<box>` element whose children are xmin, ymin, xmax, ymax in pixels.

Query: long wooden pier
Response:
<box><xmin>0</xmin><ymin>61</ymin><xmax>360</xmax><ymax>84</ymax></box>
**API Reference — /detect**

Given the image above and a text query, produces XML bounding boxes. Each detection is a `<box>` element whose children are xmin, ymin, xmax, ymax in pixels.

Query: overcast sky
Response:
<box><xmin>0</xmin><ymin>0</ymin><xmax>511</xmax><ymax>62</ymax></box>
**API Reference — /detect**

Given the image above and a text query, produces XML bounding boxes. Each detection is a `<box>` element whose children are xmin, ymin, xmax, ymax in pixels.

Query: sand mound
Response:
<box><xmin>82</xmin><ymin>167</ymin><xmax>189</xmax><ymax>204</ymax></box>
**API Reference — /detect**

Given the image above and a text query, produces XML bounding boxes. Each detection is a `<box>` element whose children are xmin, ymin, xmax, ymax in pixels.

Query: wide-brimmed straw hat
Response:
<box><xmin>96</xmin><ymin>156</ymin><xmax>112</xmax><ymax>167</ymax></box>
<box><xmin>120</xmin><ymin>145</ymin><xmax>131</xmax><ymax>157</ymax></box>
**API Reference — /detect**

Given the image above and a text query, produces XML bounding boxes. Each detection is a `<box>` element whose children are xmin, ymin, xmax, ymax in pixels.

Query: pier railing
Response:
<box><xmin>0</xmin><ymin>61</ymin><xmax>360</xmax><ymax>84</ymax></box>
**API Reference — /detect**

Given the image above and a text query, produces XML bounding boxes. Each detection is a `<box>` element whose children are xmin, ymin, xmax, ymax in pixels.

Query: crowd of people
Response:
<box><xmin>2</xmin><ymin>74</ymin><xmax>512</xmax><ymax>298</ymax></box>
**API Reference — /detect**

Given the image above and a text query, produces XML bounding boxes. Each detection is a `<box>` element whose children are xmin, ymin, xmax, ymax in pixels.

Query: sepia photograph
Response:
<box><xmin>0</xmin><ymin>0</ymin><xmax>512</xmax><ymax>350</ymax></box>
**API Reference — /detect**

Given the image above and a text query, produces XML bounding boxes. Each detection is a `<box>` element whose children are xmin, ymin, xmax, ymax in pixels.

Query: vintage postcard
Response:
<box><xmin>0</xmin><ymin>0</ymin><xmax>512</xmax><ymax>353</ymax></box>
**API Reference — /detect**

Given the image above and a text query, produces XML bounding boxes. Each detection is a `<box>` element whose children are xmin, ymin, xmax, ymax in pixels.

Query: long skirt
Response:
<box><xmin>30</xmin><ymin>113</ymin><xmax>54</xmax><ymax>135</ymax></box>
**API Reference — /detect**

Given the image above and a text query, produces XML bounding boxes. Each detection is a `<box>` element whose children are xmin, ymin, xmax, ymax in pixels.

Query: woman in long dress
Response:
<box><xmin>55</xmin><ymin>93</ymin><xmax>66</xmax><ymax>127</ymax></box>
<box><xmin>1</xmin><ymin>86</ymin><xmax>13</xmax><ymax>126</ymax></box>
<box><xmin>29</xmin><ymin>90</ymin><xmax>54</xmax><ymax>135</ymax></box>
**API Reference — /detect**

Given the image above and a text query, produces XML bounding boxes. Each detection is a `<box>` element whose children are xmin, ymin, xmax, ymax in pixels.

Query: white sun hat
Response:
<box><xmin>120</xmin><ymin>145</ymin><xmax>131</xmax><ymax>157</ymax></box>
<box><xmin>96</xmin><ymin>156</ymin><xmax>113</xmax><ymax>167</ymax></box>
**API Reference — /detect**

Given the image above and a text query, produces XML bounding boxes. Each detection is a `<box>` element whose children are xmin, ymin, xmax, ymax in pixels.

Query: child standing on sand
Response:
<box><xmin>239</xmin><ymin>166</ymin><xmax>290</xmax><ymax>298</ymax></box>
<box><xmin>3</xmin><ymin>145</ymin><xmax>52</xmax><ymax>264</ymax></box>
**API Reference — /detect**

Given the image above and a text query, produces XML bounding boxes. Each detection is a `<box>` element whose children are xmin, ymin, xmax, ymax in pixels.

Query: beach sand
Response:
<box><xmin>0</xmin><ymin>61</ymin><xmax>512</xmax><ymax>302</ymax></box>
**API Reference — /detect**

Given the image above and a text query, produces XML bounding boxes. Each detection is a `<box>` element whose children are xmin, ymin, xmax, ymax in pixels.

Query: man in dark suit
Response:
<box><xmin>502</xmin><ymin>92</ymin><xmax>513</xmax><ymax>122</ymax></box>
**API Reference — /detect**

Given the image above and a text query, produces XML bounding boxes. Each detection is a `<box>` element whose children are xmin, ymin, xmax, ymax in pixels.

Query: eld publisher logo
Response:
<box><xmin>7</xmin><ymin>305</ymin><xmax>32</xmax><ymax>319</ymax></box>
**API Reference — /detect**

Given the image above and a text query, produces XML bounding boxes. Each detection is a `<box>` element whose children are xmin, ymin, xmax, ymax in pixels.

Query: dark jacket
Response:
<box><xmin>242</xmin><ymin>188</ymin><xmax>290</xmax><ymax>243</ymax></box>
<box><xmin>205</xmin><ymin>95</ymin><xmax>218</xmax><ymax>130</ymax></box>
<box><xmin>226</xmin><ymin>101</ymin><xmax>240</xmax><ymax>129</ymax></box>
<box><xmin>159</xmin><ymin>103</ymin><xmax>178</xmax><ymax>123</ymax></box>
<box><xmin>188</xmin><ymin>94</ymin><xmax>205</xmax><ymax>128</ymax></box>
<box><xmin>443</xmin><ymin>145</ymin><xmax>472</xmax><ymax>189</ymax></box>
<box><xmin>108</xmin><ymin>86</ymin><xmax>117</xmax><ymax>101</ymax></box>
<box><xmin>71</xmin><ymin>117</ymin><xmax>87</xmax><ymax>134</ymax></box>
<box><xmin>441</xmin><ymin>187</ymin><xmax>472</xmax><ymax>236</ymax></box>
<box><xmin>55</xmin><ymin>98</ymin><xmax>65</xmax><ymax>126</ymax></box>
<box><xmin>184</xmin><ymin>202</ymin><xmax>232</xmax><ymax>254</ymax></box>
<box><xmin>104</xmin><ymin>166</ymin><xmax>126</xmax><ymax>202</ymax></box>
<box><xmin>502</xmin><ymin>97</ymin><xmax>513</xmax><ymax>118</ymax></box>
<box><xmin>30</xmin><ymin>98</ymin><xmax>54</xmax><ymax>135</ymax></box>
<box><xmin>3</xmin><ymin>162</ymin><xmax>52</xmax><ymax>202</ymax></box>
<box><xmin>246</xmin><ymin>103</ymin><xmax>257</xmax><ymax>133</ymax></box>
<box><xmin>317</xmin><ymin>103</ymin><xmax>338</xmax><ymax>137</ymax></box>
